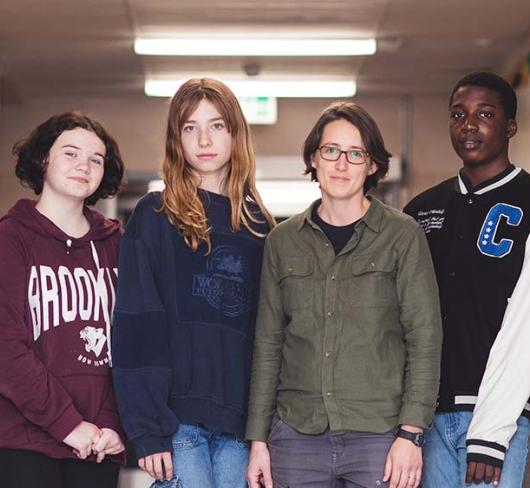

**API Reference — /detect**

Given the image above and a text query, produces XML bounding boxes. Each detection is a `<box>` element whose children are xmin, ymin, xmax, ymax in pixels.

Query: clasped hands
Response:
<box><xmin>63</xmin><ymin>421</ymin><xmax>125</xmax><ymax>462</ymax></box>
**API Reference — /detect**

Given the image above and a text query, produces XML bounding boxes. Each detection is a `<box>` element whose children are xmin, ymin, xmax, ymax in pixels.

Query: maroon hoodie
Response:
<box><xmin>0</xmin><ymin>199</ymin><xmax>124</xmax><ymax>462</ymax></box>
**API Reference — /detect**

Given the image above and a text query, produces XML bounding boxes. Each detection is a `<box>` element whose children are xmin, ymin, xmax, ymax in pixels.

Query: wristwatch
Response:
<box><xmin>395</xmin><ymin>428</ymin><xmax>425</xmax><ymax>447</ymax></box>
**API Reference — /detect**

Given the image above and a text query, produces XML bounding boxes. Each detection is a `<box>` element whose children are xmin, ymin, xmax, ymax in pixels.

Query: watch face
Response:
<box><xmin>415</xmin><ymin>433</ymin><xmax>425</xmax><ymax>447</ymax></box>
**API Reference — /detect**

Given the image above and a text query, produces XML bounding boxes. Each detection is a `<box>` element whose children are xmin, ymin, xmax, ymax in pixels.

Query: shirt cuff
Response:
<box><xmin>466</xmin><ymin>439</ymin><xmax>506</xmax><ymax>468</ymax></box>
<box><xmin>133</xmin><ymin>433</ymin><xmax>174</xmax><ymax>458</ymax></box>
<box><xmin>398</xmin><ymin>402</ymin><xmax>434</xmax><ymax>429</ymax></box>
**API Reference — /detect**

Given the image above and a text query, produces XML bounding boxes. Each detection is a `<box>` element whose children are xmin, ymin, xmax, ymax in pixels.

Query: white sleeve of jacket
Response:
<box><xmin>467</xmin><ymin>233</ymin><xmax>530</xmax><ymax>467</ymax></box>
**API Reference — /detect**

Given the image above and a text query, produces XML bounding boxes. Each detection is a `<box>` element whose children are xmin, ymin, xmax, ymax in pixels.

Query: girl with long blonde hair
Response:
<box><xmin>112</xmin><ymin>78</ymin><xmax>274</xmax><ymax>488</ymax></box>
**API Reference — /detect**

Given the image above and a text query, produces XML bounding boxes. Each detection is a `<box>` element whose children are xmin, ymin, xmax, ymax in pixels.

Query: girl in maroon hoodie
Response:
<box><xmin>0</xmin><ymin>112</ymin><xmax>125</xmax><ymax>488</ymax></box>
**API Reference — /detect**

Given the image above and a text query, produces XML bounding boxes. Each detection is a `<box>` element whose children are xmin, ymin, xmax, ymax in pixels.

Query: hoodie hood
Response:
<box><xmin>3</xmin><ymin>198</ymin><xmax>121</xmax><ymax>247</ymax></box>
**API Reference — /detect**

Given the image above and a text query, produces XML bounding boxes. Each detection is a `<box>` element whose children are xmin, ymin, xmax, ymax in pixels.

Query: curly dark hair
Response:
<box><xmin>303</xmin><ymin>101</ymin><xmax>391</xmax><ymax>194</ymax></box>
<box><xmin>13</xmin><ymin>111</ymin><xmax>124</xmax><ymax>205</ymax></box>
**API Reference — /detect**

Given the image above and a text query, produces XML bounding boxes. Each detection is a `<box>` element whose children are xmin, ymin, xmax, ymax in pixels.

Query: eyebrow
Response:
<box><xmin>321</xmin><ymin>142</ymin><xmax>365</xmax><ymax>150</ymax></box>
<box><xmin>61</xmin><ymin>144</ymin><xmax>105</xmax><ymax>159</ymax></box>
<box><xmin>451</xmin><ymin>102</ymin><xmax>498</xmax><ymax>109</ymax></box>
<box><xmin>184</xmin><ymin>117</ymin><xmax>225</xmax><ymax>124</ymax></box>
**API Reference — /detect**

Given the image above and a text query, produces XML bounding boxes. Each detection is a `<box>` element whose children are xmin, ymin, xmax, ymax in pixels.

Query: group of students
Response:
<box><xmin>0</xmin><ymin>71</ymin><xmax>528</xmax><ymax>488</ymax></box>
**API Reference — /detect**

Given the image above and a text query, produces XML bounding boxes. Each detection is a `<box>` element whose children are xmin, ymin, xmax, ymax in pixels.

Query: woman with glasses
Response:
<box><xmin>246</xmin><ymin>101</ymin><xmax>442</xmax><ymax>488</ymax></box>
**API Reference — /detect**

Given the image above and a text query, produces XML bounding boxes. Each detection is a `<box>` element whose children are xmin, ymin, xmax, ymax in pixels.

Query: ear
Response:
<box><xmin>41</xmin><ymin>154</ymin><xmax>50</xmax><ymax>171</ymax></box>
<box><xmin>311</xmin><ymin>153</ymin><xmax>316</xmax><ymax>169</ymax></box>
<box><xmin>507</xmin><ymin>119</ymin><xmax>517</xmax><ymax>139</ymax></box>
<box><xmin>367</xmin><ymin>160</ymin><xmax>377</xmax><ymax>176</ymax></box>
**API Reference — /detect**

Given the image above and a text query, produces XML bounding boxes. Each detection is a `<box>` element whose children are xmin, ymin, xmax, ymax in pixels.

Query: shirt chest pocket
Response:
<box><xmin>341</xmin><ymin>254</ymin><xmax>398</xmax><ymax>308</ymax></box>
<box><xmin>278</xmin><ymin>257</ymin><xmax>315</xmax><ymax>313</ymax></box>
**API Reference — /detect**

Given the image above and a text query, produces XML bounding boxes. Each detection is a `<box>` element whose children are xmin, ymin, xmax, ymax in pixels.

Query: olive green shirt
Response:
<box><xmin>246</xmin><ymin>197</ymin><xmax>442</xmax><ymax>441</ymax></box>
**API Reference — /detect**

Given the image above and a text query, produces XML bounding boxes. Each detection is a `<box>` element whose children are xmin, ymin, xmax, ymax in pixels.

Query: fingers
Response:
<box><xmin>92</xmin><ymin>429</ymin><xmax>111</xmax><ymax>454</ymax></box>
<box><xmin>96</xmin><ymin>450</ymin><xmax>106</xmax><ymax>463</ymax></box>
<box><xmin>383</xmin><ymin>455</ymin><xmax>392</xmax><ymax>482</ymax></box>
<box><xmin>139</xmin><ymin>455</ymin><xmax>157</xmax><ymax>479</ymax></box>
<box><xmin>153</xmin><ymin>454</ymin><xmax>165</xmax><ymax>480</ymax></box>
<box><xmin>414</xmin><ymin>467</ymin><xmax>422</xmax><ymax>488</ymax></box>
<box><xmin>493</xmin><ymin>466</ymin><xmax>502</xmax><ymax>486</ymax></box>
<box><xmin>262</xmin><ymin>464</ymin><xmax>273</xmax><ymax>488</ymax></box>
<box><xmin>141</xmin><ymin>453</ymin><xmax>173</xmax><ymax>480</ymax></box>
<box><xmin>483</xmin><ymin>464</ymin><xmax>495</xmax><ymax>484</ymax></box>
<box><xmin>466</xmin><ymin>461</ymin><xmax>477</xmax><ymax>484</ymax></box>
<box><xmin>466</xmin><ymin>462</ymin><xmax>502</xmax><ymax>486</ymax></box>
<box><xmin>76</xmin><ymin>445</ymin><xmax>91</xmax><ymax>460</ymax></box>
<box><xmin>162</xmin><ymin>452</ymin><xmax>173</xmax><ymax>480</ymax></box>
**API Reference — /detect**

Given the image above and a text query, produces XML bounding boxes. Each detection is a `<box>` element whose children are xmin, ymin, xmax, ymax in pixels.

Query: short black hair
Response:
<box><xmin>449</xmin><ymin>72</ymin><xmax>517</xmax><ymax>119</ymax></box>
<box><xmin>303</xmin><ymin>101</ymin><xmax>391</xmax><ymax>194</ymax></box>
<box><xmin>13</xmin><ymin>111</ymin><xmax>124</xmax><ymax>205</ymax></box>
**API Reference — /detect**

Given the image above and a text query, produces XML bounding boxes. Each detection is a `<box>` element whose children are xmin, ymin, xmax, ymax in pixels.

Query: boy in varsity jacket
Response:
<box><xmin>404</xmin><ymin>72</ymin><xmax>530</xmax><ymax>488</ymax></box>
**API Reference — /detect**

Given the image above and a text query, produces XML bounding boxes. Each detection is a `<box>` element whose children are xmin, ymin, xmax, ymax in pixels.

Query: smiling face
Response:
<box><xmin>311</xmin><ymin>118</ymin><xmax>376</xmax><ymax>204</ymax></box>
<box><xmin>180</xmin><ymin>99</ymin><xmax>232</xmax><ymax>191</ymax></box>
<box><xmin>449</xmin><ymin>85</ymin><xmax>517</xmax><ymax>172</ymax></box>
<box><xmin>42</xmin><ymin>128</ymin><xmax>105</xmax><ymax>204</ymax></box>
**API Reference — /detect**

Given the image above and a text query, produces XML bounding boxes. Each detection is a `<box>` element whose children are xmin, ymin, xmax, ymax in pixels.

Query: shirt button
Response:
<box><xmin>327</xmin><ymin>311</ymin><xmax>333</xmax><ymax>317</ymax></box>
<box><xmin>325</xmin><ymin>352</ymin><xmax>331</xmax><ymax>358</ymax></box>
<box><xmin>370</xmin><ymin>262</ymin><xmax>375</xmax><ymax>268</ymax></box>
<box><xmin>449</xmin><ymin>271</ymin><xmax>455</xmax><ymax>277</ymax></box>
<box><xmin>330</xmin><ymin>275</ymin><xmax>336</xmax><ymax>281</ymax></box>
<box><xmin>288</xmin><ymin>266</ymin><xmax>293</xmax><ymax>272</ymax></box>
<box><xmin>326</xmin><ymin>392</ymin><xmax>332</xmax><ymax>397</ymax></box>
<box><xmin>468</xmin><ymin>198</ymin><xmax>473</xmax><ymax>204</ymax></box>
<box><xmin>325</xmin><ymin>243</ymin><xmax>330</xmax><ymax>247</ymax></box>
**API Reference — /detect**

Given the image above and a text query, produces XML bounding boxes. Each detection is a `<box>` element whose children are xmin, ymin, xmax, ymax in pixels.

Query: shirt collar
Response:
<box><xmin>298</xmin><ymin>196</ymin><xmax>383</xmax><ymax>234</ymax></box>
<box><xmin>456</xmin><ymin>164</ymin><xmax>521</xmax><ymax>195</ymax></box>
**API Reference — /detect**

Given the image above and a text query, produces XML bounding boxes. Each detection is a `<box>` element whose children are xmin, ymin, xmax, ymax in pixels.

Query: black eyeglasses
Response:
<box><xmin>318</xmin><ymin>145</ymin><xmax>370</xmax><ymax>165</ymax></box>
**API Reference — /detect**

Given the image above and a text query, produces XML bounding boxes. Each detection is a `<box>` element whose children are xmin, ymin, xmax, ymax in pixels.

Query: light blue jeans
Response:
<box><xmin>422</xmin><ymin>412</ymin><xmax>530</xmax><ymax>488</ymax></box>
<box><xmin>150</xmin><ymin>423</ymin><xmax>249</xmax><ymax>488</ymax></box>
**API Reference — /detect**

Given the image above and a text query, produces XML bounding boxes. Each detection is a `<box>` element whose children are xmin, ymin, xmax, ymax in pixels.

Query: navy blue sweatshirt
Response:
<box><xmin>112</xmin><ymin>191</ymin><xmax>269</xmax><ymax>458</ymax></box>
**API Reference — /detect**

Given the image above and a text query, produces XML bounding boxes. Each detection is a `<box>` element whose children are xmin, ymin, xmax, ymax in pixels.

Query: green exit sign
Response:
<box><xmin>238</xmin><ymin>97</ymin><xmax>277</xmax><ymax>125</ymax></box>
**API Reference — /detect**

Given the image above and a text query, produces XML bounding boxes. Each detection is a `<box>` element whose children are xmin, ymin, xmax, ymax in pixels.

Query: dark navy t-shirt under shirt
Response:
<box><xmin>312</xmin><ymin>205</ymin><xmax>359</xmax><ymax>255</ymax></box>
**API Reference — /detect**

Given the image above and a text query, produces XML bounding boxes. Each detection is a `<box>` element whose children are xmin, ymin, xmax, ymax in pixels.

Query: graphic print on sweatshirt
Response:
<box><xmin>415</xmin><ymin>209</ymin><xmax>445</xmax><ymax>234</ymax></box>
<box><xmin>28</xmin><ymin>263</ymin><xmax>118</xmax><ymax>367</ymax></box>
<box><xmin>192</xmin><ymin>245</ymin><xmax>249</xmax><ymax>317</ymax></box>
<box><xmin>477</xmin><ymin>203</ymin><xmax>524</xmax><ymax>258</ymax></box>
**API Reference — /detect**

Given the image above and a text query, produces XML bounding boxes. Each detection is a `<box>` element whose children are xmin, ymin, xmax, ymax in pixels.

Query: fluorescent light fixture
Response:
<box><xmin>135</xmin><ymin>38</ymin><xmax>376</xmax><ymax>56</ymax></box>
<box><xmin>148</xmin><ymin>179</ymin><xmax>321</xmax><ymax>217</ymax></box>
<box><xmin>145</xmin><ymin>79</ymin><xmax>356</xmax><ymax>98</ymax></box>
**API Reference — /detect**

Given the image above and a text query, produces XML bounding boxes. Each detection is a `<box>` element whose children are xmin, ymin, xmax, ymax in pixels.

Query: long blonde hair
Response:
<box><xmin>160</xmin><ymin>77</ymin><xmax>275</xmax><ymax>252</ymax></box>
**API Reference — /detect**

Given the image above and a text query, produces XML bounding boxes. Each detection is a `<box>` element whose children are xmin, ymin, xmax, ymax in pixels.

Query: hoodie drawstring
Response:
<box><xmin>90</xmin><ymin>240</ymin><xmax>100</xmax><ymax>269</ymax></box>
<box><xmin>90</xmin><ymin>241</ymin><xmax>112</xmax><ymax>366</ymax></box>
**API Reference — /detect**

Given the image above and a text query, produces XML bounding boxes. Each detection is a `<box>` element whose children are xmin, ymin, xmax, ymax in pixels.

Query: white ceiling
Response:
<box><xmin>1</xmin><ymin>0</ymin><xmax>530</xmax><ymax>103</ymax></box>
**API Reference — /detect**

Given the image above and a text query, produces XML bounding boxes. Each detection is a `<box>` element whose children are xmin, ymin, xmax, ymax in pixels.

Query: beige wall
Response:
<box><xmin>6</xmin><ymin>90</ymin><xmax>522</xmax><ymax>215</ymax></box>
<box><xmin>511</xmin><ymin>85</ymin><xmax>530</xmax><ymax>172</ymax></box>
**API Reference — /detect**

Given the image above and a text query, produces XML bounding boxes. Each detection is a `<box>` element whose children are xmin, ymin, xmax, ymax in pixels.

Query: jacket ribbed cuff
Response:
<box><xmin>466</xmin><ymin>439</ymin><xmax>506</xmax><ymax>468</ymax></box>
<box><xmin>132</xmin><ymin>433</ymin><xmax>173</xmax><ymax>459</ymax></box>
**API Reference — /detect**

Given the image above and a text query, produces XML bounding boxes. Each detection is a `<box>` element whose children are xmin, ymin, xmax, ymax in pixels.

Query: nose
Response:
<box><xmin>334</xmin><ymin>152</ymin><xmax>349</xmax><ymax>171</ymax></box>
<box><xmin>198</xmin><ymin>128</ymin><xmax>212</xmax><ymax>148</ymax></box>
<box><xmin>75</xmin><ymin>157</ymin><xmax>90</xmax><ymax>174</ymax></box>
<box><xmin>462</xmin><ymin>115</ymin><xmax>478</xmax><ymax>133</ymax></box>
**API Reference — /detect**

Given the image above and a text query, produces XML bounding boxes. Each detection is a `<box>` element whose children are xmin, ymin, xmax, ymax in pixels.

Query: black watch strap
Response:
<box><xmin>395</xmin><ymin>428</ymin><xmax>425</xmax><ymax>447</ymax></box>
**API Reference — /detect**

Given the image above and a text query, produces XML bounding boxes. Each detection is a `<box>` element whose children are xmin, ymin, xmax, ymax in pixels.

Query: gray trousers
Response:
<box><xmin>268</xmin><ymin>416</ymin><xmax>394</xmax><ymax>488</ymax></box>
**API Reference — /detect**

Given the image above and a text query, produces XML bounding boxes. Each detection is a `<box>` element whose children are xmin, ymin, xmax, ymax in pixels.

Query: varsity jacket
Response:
<box><xmin>404</xmin><ymin>165</ymin><xmax>530</xmax><ymax>468</ymax></box>
<box><xmin>112</xmin><ymin>191</ymin><xmax>269</xmax><ymax>458</ymax></box>
<box><xmin>0</xmin><ymin>199</ymin><xmax>124</xmax><ymax>462</ymax></box>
